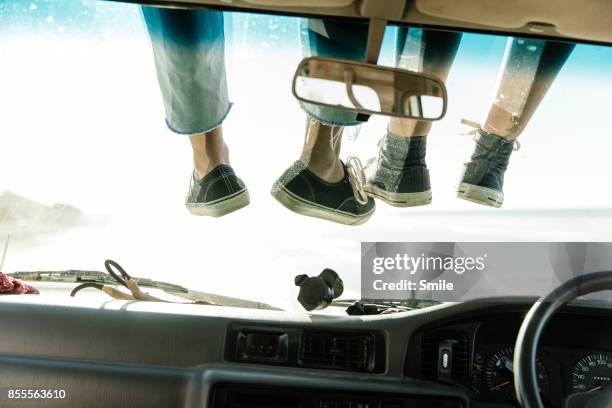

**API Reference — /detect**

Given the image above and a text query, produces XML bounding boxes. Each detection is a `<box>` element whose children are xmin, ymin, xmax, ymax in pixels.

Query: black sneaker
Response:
<box><xmin>271</xmin><ymin>158</ymin><xmax>375</xmax><ymax>226</ymax></box>
<box><xmin>365</xmin><ymin>133</ymin><xmax>432</xmax><ymax>207</ymax></box>
<box><xmin>186</xmin><ymin>165</ymin><xmax>250</xmax><ymax>217</ymax></box>
<box><xmin>457</xmin><ymin>129</ymin><xmax>516</xmax><ymax>208</ymax></box>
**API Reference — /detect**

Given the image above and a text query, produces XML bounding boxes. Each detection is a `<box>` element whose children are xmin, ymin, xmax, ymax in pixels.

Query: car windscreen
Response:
<box><xmin>1</xmin><ymin>0</ymin><xmax>612</xmax><ymax>309</ymax></box>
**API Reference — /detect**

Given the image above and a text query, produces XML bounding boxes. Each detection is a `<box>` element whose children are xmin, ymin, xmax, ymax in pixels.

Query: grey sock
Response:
<box><xmin>367</xmin><ymin>131</ymin><xmax>430</xmax><ymax>193</ymax></box>
<box><xmin>378</xmin><ymin>131</ymin><xmax>427</xmax><ymax>170</ymax></box>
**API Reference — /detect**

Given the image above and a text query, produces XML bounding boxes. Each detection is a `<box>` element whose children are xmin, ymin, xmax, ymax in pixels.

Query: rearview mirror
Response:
<box><xmin>292</xmin><ymin>57</ymin><xmax>447</xmax><ymax>121</ymax></box>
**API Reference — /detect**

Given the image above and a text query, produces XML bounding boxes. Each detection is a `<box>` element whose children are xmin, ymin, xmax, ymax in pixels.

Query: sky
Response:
<box><xmin>1</xmin><ymin>0</ymin><xmax>612</xmax><ymax>309</ymax></box>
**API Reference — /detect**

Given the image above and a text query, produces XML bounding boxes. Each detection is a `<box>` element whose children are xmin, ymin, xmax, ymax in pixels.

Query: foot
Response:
<box><xmin>271</xmin><ymin>159</ymin><xmax>375</xmax><ymax>226</ymax></box>
<box><xmin>365</xmin><ymin>133</ymin><xmax>432</xmax><ymax>207</ymax></box>
<box><xmin>457</xmin><ymin>129</ymin><xmax>515</xmax><ymax>208</ymax></box>
<box><xmin>185</xmin><ymin>165</ymin><xmax>250</xmax><ymax>217</ymax></box>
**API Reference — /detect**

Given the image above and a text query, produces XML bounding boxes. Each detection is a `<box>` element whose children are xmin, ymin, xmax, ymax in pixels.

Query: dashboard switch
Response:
<box><xmin>442</xmin><ymin>351</ymin><xmax>450</xmax><ymax>369</ymax></box>
<box><xmin>438</xmin><ymin>339</ymin><xmax>457</xmax><ymax>381</ymax></box>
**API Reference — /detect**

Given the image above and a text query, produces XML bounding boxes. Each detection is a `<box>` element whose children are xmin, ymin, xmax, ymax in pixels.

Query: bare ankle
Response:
<box><xmin>190</xmin><ymin>127</ymin><xmax>230</xmax><ymax>180</ymax></box>
<box><xmin>302</xmin><ymin>150</ymin><xmax>344</xmax><ymax>183</ymax></box>
<box><xmin>193</xmin><ymin>156</ymin><xmax>229</xmax><ymax>180</ymax></box>
<box><xmin>300</xmin><ymin>120</ymin><xmax>344</xmax><ymax>183</ymax></box>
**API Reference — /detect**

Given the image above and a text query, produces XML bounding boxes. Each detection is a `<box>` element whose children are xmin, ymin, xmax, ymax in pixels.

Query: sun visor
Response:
<box><xmin>243</xmin><ymin>0</ymin><xmax>354</xmax><ymax>7</ymax></box>
<box><xmin>414</xmin><ymin>0</ymin><xmax>612</xmax><ymax>43</ymax></box>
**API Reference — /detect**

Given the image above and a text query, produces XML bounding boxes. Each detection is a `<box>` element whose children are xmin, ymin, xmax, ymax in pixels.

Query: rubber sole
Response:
<box><xmin>271</xmin><ymin>182</ymin><xmax>373</xmax><ymax>226</ymax></box>
<box><xmin>456</xmin><ymin>182</ymin><xmax>503</xmax><ymax>208</ymax></box>
<box><xmin>365</xmin><ymin>183</ymin><xmax>432</xmax><ymax>207</ymax></box>
<box><xmin>186</xmin><ymin>189</ymin><xmax>250</xmax><ymax>217</ymax></box>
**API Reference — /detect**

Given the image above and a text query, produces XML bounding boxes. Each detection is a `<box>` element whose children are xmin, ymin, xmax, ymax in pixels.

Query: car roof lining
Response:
<box><xmin>106</xmin><ymin>0</ymin><xmax>612</xmax><ymax>46</ymax></box>
<box><xmin>103</xmin><ymin>0</ymin><xmax>612</xmax><ymax>46</ymax></box>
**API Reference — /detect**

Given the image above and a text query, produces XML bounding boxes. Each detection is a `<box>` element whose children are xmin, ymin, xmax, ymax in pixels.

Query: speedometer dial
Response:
<box><xmin>571</xmin><ymin>353</ymin><xmax>612</xmax><ymax>393</ymax></box>
<box><xmin>485</xmin><ymin>347</ymin><xmax>550</xmax><ymax>403</ymax></box>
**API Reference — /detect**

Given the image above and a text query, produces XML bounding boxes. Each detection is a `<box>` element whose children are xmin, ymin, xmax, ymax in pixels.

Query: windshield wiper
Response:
<box><xmin>10</xmin><ymin>270</ymin><xmax>188</xmax><ymax>292</ymax></box>
<box><xmin>332</xmin><ymin>298</ymin><xmax>442</xmax><ymax>315</ymax></box>
<box><xmin>9</xmin><ymin>270</ymin><xmax>282</xmax><ymax>311</ymax></box>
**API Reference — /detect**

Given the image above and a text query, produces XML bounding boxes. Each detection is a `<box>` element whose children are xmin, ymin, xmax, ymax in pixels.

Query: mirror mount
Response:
<box><xmin>360</xmin><ymin>17</ymin><xmax>388</xmax><ymax>122</ymax></box>
<box><xmin>360</xmin><ymin>0</ymin><xmax>406</xmax><ymax>62</ymax></box>
<box><xmin>365</xmin><ymin>18</ymin><xmax>388</xmax><ymax>64</ymax></box>
<box><xmin>344</xmin><ymin>69</ymin><xmax>363</xmax><ymax>109</ymax></box>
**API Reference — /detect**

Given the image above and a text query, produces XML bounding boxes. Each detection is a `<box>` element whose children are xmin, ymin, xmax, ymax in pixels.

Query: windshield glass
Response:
<box><xmin>1</xmin><ymin>1</ymin><xmax>612</xmax><ymax>310</ymax></box>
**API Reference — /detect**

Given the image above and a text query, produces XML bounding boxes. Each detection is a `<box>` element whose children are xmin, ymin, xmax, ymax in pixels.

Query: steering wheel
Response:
<box><xmin>513</xmin><ymin>271</ymin><xmax>612</xmax><ymax>408</ymax></box>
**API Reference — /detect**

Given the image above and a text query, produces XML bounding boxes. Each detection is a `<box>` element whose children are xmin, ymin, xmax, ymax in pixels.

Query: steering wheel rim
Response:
<box><xmin>513</xmin><ymin>271</ymin><xmax>612</xmax><ymax>408</ymax></box>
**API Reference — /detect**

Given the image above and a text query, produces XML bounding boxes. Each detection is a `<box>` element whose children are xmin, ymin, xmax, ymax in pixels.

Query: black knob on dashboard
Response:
<box><xmin>295</xmin><ymin>269</ymin><xmax>344</xmax><ymax>311</ymax></box>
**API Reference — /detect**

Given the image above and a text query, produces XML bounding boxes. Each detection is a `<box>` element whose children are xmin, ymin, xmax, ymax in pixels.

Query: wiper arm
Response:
<box><xmin>10</xmin><ymin>270</ymin><xmax>188</xmax><ymax>293</ymax></box>
<box><xmin>332</xmin><ymin>298</ymin><xmax>442</xmax><ymax>315</ymax></box>
<box><xmin>10</xmin><ymin>269</ymin><xmax>281</xmax><ymax>311</ymax></box>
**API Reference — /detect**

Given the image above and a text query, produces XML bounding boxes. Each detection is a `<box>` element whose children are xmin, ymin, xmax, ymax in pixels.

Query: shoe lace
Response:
<box><xmin>330</xmin><ymin>125</ymin><xmax>343</xmax><ymax>151</ymax></box>
<box><xmin>305</xmin><ymin>118</ymin><xmax>361</xmax><ymax>150</ymax></box>
<box><xmin>345</xmin><ymin>156</ymin><xmax>369</xmax><ymax>205</ymax></box>
<box><xmin>460</xmin><ymin>118</ymin><xmax>520</xmax><ymax>151</ymax></box>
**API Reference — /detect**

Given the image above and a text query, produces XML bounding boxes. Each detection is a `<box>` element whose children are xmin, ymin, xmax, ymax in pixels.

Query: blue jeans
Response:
<box><xmin>142</xmin><ymin>7</ymin><xmax>462</xmax><ymax>132</ymax></box>
<box><xmin>142</xmin><ymin>7</ymin><xmax>231</xmax><ymax>134</ymax></box>
<box><xmin>299</xmin><ymin>19</ymin><xmax>369</xmax><ymax>126</ymax></box>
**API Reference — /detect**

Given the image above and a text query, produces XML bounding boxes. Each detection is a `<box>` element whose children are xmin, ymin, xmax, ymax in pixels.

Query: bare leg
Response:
<box><xmin>389</xmin><ymin>29</ymin><xmax>462</xmax><ymax>137</ymax></box>
<box><xmin>271</xmin><ymin>18</ymin><xmax>375</xmax><ymax>225</ymax></box>
<box><xmin>300</xmin><ymin>120</ymin><xmax>345</xmax><ymax>183</ymax></box>
<box><xmin>189</xmin><ymin>126</ymin><xmax>230</xmax><ymax>180</ymax></box>
<box><xmin>457</xmin><ymin>39</ymin><xmax>575</xmax><ymax>208</ymax></box>
<box><xmin>482</xmin><ymin>39</ymin><xmax>575</xmax><ymax>139</ymax></box>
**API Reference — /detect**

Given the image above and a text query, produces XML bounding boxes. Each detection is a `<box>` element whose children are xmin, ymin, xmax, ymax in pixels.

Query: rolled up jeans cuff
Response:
<box><xmin>165</xmin><ymin>102</ymin><xmax>232</xmax><ymax>135</ymax></box>
<box><xmin>300</xmin><ymin>102</ymin><xmax>363</xmax><ymax>127</ymax></box>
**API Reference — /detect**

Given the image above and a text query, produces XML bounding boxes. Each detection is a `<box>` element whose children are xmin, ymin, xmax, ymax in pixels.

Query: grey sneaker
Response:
<box><xmin>457</xmin><ymin>129</ymin><xmax>516</xmax><ymax>208</ymax></box>
<box><xmin>365</xmin><ymin>133</ymin><xmax>432</xmax><ymax>207</ymax></box>
<box><xmin>186</xmin><ymin>165</ymin><xmax>250</xmax><ymax>217</ymax></box>
<box><xmin>271</xmin><ymin>158</ymin><xmax>375</xmax><ymax>226</ymax></box>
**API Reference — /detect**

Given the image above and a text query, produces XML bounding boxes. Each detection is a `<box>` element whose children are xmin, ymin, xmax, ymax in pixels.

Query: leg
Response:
<box><xmin>189</xmin><ymin>127</ymin><xmax>230</xmax><ymax>179</ymax></box>
<box><xmin>272</xmin><ymin>19</ymin><xmax>375</xmax><ymax>226</ymax></box>
<box><xmin>458</xmin><ymin>39</ymin><xmax>575</xmax><ymax>207</ymax></box>
<box><xmin>482</xmin><ymin>39</ymin><xmax>576</xmax><ymax>139</ymax></box>
<box><xmin>299</xmin><ymin>19</ymin><xmax>370</xmax><ymax>182</ymax></box>
<box><xmin>143</xmin><ymin>7</ymin><xmax>249</xmax><ymax>216</ymax></box>
<box><xmin>142</xmin><ymin>7</ymin><xmax>231</xmax><ymax>135</ymax></box>
<box><xmin>389</xmin><ymin>28</ymin><xmax>462</xmax><ymax>138</ymax></box>
<box><xmin>366</xmin><ymin>29</ymin><xmax>462</xmax><ymax>207</ymax></box>
<box><xmin>300</xmin><ymin>120</ymin><xmax>344</xmax><ymax>183</ymax></box>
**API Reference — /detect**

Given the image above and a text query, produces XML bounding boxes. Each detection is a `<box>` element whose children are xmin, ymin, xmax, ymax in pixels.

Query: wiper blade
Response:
<box><xmin>10</xmin><ymin>270</ymin><xmax>282</xmax><ymax>311</ymax></box>
<box><xmin>332</xmin><ymin>298</ymin><xmax>442</xmax><ymax>311</ymax></box>
<box><xmin>178</xmin><ymin>288</ymin><xmax>282</xmax><ymax>311</ymax></box>
<box><xmin>10</xmin><ymin>270</ymin><xmax>188</xmax><ymax>292</ymax></box>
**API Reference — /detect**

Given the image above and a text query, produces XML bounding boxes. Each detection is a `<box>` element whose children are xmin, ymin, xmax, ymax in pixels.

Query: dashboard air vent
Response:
<box><xmin>299</xmin><ymin>331</ymin><xmax>373</xmax><ymax>372</ymax></box>
<box><xmin>420</xmin><ymin>332</ymin><xmax>469</xmax><ymax>382</ymax></box>
<box><xmin>451</xmin><ymin>334</ymin><xmax>469</xmax><ymax>380</ymax></box>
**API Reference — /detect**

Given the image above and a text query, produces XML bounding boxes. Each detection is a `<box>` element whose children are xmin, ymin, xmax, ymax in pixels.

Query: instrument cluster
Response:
<box><xmin>469</xmin><ymin>310</ymin><xmax>612</xmax><ymax>406</ymax></box>
<box><xmin>471</xmin><ymin>344</ymin><xmax>611</xmax><ymax>406</ymax></box>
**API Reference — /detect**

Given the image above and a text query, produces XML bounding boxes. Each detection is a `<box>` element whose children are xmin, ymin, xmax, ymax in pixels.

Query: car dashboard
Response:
<box><xmin>406</xmin><ymin>309</ymin><xmax>612</xmax><ymax>407</ymax></box>
<box><xmin>0</xmin><ymin>296</ymin><xmax>610</xmax><ymax>407</ymax></box>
